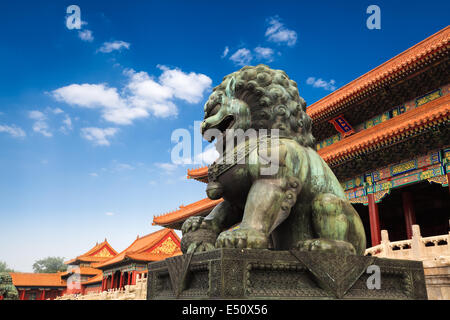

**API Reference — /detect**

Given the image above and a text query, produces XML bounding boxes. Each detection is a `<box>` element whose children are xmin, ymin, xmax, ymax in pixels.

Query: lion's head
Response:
<box><xmin>201</xmin><ymin>64</ymin><xmax>315</xmax><ymax>148</ymax></box>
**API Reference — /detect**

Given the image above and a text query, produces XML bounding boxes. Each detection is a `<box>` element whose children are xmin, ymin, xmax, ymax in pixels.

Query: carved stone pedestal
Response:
<box><xmin>147</xmin><ymin>248</ymin><xmax>428</xmax><ymax>300</ymax></box>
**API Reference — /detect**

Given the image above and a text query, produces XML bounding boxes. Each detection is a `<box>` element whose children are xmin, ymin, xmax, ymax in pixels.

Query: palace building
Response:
<box><xmin>95</xmin><ymin>228</ymin><xmax>181</xmax><ymax>292</ymax></box>
<box><xmin>9</xmin><ymin>272</ymin><xmax>66</xmax><ymax>300</ymax></box>
<box><xmin>152</xmin><ymin>26</ymin><xmax>450</xmax><ymax>298</ymax></box>
<box><xmin>10</xmin><ymin>229</ymin><xmax>182</xmax><ymax>299</ymax></box>
<box><xmin>62</xmin><ymin>239</ymin><xmax>118</xmax><ymax>295</ymax></box>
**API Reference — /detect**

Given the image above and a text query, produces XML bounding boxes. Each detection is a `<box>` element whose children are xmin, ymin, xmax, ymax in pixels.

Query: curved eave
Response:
<box><xmin>187</xmin><ymin>166</ymin><xmax>209</xmax><ymax>183</ymax></box>
<box><xmin>307</xmin><ymin>26</ymin><xmax>450</xmax><ymax>122</ymax></box>
<box><xmin>318</xmin><ymin>94</ymin><xmax>450</xmax><ymax>165</ymax></box>
<box><xmin>152</xmin><ymin>198</ymin><xmax>223</xmax><ymax>228</ymax></box>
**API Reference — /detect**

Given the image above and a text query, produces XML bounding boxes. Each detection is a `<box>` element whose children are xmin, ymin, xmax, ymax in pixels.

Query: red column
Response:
<box><xmin>119</xmin><ymin>272</ymin><xmax>123</xmax><ymax>289</ymax></box>
<box><xmin>40</xmin><ymin>290</ymin><xmax>46</xmax><ymax>300</ymax></box>
<box><xmin>447</xmin><ymin>172</ymin><xmax>450</xmax><ymax>193</ymax></box>
<box><xmin>402</xmin><ymin>191</ymin><xmax>416</xmax><ymax>239</ymax></box>
<box><xmin>20</xmin><ymin>290</ymin><xmax>26</xmax><ymax>300</ymax></box>
<box><xmin>132</xmin><ymin>272</ymin><xmax>137</xmax><ymax>285</ymax></box>
<box><xmin>128</xmin><ymin>272</ymin><xmax>132</xmax><ymax>285</ymax></box>
<box><xmin>368</xmin><ymin>193</ymin><xmax>381</xmax><ymax>246</ymax></box>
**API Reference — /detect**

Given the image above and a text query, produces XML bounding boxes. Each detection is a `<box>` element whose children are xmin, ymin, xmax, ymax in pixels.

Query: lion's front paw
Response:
<box><xmin>296</xmin><ymin>238</ymin><xmax>356</xmax><ymax>255</ymax></box>
<box><xmin>215</xmin><ymin>228</ymin><xmax>268</xmax><ymax>249</ymax></box>
<box><xmin>181</xmin><ymin>216</ymin><xmax>205</xmax><ymax>235</ymax></box>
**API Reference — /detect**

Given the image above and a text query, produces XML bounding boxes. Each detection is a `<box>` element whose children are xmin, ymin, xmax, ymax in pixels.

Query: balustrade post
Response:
<box><xmin>411</xmin><ymin>224</ymin><xmax>424</xmax><ymax>260</ymax></box>
<box><xmin>380</xmin><ymin>229</ymin><xmax>390</xmax><ymax>258</ymax></box>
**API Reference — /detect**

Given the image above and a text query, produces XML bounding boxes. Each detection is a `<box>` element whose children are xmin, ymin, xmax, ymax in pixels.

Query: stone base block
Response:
<box><xmin>147</xmin><ymin>248</ymin><xmax>427</xmax><ymax>300</ymax></box>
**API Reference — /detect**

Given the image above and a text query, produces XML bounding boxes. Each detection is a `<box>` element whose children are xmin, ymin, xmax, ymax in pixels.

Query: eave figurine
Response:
<box><xmin>181</xmin><ymin>65</ymin><xmax>366</xmax><ymax>256</ymax></box>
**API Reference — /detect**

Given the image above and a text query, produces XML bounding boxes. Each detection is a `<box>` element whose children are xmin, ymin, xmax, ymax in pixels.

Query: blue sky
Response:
<box><xmin>0</xmin><ymin>0</ymin><xmax>448</xmax><ymax>271</ymax></box>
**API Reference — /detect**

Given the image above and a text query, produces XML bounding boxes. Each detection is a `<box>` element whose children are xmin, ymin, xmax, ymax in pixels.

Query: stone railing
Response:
<box><xmin>56</xmin><ymin>274</ymin><xmax>147</xmax><ymax>300</ymax></box>
<box><xmin>365</xmin><ymin>224</ymin><xmax>449</xmax><ymax>260</ymax></box>
<box><xmin>365</xmin><ymin>223</ymin><xmax>450</xmax><ymax>300</ymax></box>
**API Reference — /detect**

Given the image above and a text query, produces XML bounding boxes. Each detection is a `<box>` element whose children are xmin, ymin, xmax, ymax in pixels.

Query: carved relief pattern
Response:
<box><xmin>147</xmin><ymin>249</ymin><xmax>428</xmax><ymax>300</ymax></box>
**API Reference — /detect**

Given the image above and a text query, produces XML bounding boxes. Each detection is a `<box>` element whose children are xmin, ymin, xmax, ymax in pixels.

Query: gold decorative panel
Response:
<box><xmin>94</xmin><ymin>247</ymin><xmax>112</xmax><ymax>257</ymax></box>
<box><xmin>151</xmin><ymin>237</ymin><xmax>179</xmax><ymax>255</ymax></box>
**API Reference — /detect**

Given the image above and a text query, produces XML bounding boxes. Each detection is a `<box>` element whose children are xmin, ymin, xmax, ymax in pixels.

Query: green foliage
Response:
<box><xmin>32</xmin><ymin>256</ymin><xmax>67</xmax><ymax>273</ymax></box>
<box><xmin>0</xmin><ymin>261</ymin><xmax>14</xmax><ymax>273</ymax></box>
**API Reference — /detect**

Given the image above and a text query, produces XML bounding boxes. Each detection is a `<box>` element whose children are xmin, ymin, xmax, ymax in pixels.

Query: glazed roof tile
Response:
<box><xmin>307</xmin><ymin>26</ymin><xmax>450</xmax><ymax>121</ymax></box>
<box><xmin>95</xmin><ymin>228</ymin><xmax>181</xmax><ymax>269</ymax></box>
<box><xmin>10</xmin><ymin>272</ymin><xmax>66</xmax><ymax>287</ymax></box>
<box><xmin>81</xmin><ymin>273</ymin><xmax>103</xmax><ymax>285</ymax></box>
<box><xmin>153</xmin><ymin>198</ymin><xmax>223</xmax><ymax>226</ymax></box>
<box><xmin>318</xmin><ymin>94</ymin><xmax>449</xmax><ymax>163</ymax></box>
<box><xmin>64</xmin><ymin>239</ymin><xmax>118</xmax><ymax>265</ymax></box>
<box><xmin>60</xmin><ymin>267</ymin><xmax>102</xmax><ymax>278</ymax></box>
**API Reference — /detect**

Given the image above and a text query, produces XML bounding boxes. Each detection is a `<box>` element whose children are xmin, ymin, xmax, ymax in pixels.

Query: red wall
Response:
<box><xmin>17</xmin><ymin>288</ymin><xmax>64</xmax><ymax>300</ymax></box>
<box><xmin>83</xmin><ymin>284</ymin><xmax>102</xmax><ymax>294</ymax></box>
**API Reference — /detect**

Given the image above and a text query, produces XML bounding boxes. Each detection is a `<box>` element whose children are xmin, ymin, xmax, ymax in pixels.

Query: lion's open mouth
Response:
<box><xmin>204</xmin><ymin>115</ymin><xmax>235</xmax><ymax>142</ymax></box>
<box><xmin>216</xmin><ymin>115</ymin><xmax>235</xmax><ymax>133</ymax></box>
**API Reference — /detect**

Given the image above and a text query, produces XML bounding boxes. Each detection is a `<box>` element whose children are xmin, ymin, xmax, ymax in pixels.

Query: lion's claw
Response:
<box><xmin>215</xmin><ymin>228</ymin><xmax>268</xmax><ymax>249</ymax></box>
<box><xmin>181</xmin><ymin>216</ymin><xmax>204</xmax><ymax>235</ymax></box>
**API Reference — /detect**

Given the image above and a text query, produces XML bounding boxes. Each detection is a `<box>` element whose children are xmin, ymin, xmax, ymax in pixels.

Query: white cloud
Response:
<box><xmin>105</xmin><ymin>212</ymin><xmax>115</xmax><ymax>216</ymax></box>
<box><xmin>113</xmin><ymin>163</ymin><xmax>135</xmax><ymax>171</ymax></box>
<box><xmin>53</xmin><ymin>84</ymin><xmax>125</xmax><ymax>109</ymax></box>
<box><xmin>28</xmin><ymin>110</ymin><xmax>46</xmax><ymax>120</ymax></box>
<box><xmin>156</xmin><ymin>162</ymin><xmax>178</xmax><ymax>173</ymax></box>
<box><xmin>306</xmin><ymin>77</ymin><xmax>337</xmax><ymax>91</ymax></box>
<box><xmin>157</xmin><ymin>65</ymin><xmax>213</xmax><ymax>104</ymax></box>
<box><xmin>265</xmin><ymin>17</ymin><xmax>297</xmax><ymax>47</ymax></box>
<box><xmin>97</xmin><ymin>41</ymin><xmax>130</xmax><ymax>53</ymax></box>
<box><xmin>222</xmin><ymin>46</ymin><xmax>229</xmax><ymax>58</ymax></box>
<box><xmin>62</xmin><ymin>115</ymin><xmax>72</xmax><ymax>128</ymax></box>
<box><xmin>0</xmin><ymin>124</ymin><xmax>26</xmax><ymax>138</ymax></box>
<box><xmin>229</xmin><ymin>48</ymin><xmax>253</xmax><ymax>66</ymax></box>
<box><xmin>80</xmin><ymin>127</ymin><xmax>118</xmax><ymax>146</ymax></box>
<box><xmin>60</xmin><ymin>115</ymin><xmax>73</xmax><ymax>133</ymax></box>
<box><xmin>78</xmin><ymin>29</ymin><xmax>94</xmax><ymax>42</ymax></box>
<box><xmin>89</xmin><ymin>172</ymin><xmax>98</xmax><ymax>177</ymax></box>
<box><xmin>52</xmin><ymin>66</ymin><xmax>212</xmax><ymax>124</ymax></box>
<box><xmin>32</xmin><ymin>121</ymin><xmax>52</xmax><ymax>137</ymax></box>
<box><xmin>254</xmin><ymin>46</ymin><xmax>274</xmax><ymax>62</ymax></box>
<box><xmin>28</xmin><ymin>110</ymin><xmax>52</xmax><ymax>137</ymax></box>
<box><xmin>51</xmin><ymin>108</ymin><xmax>64</xmax><ymax>114</ymax></box>
<box><xmin>194</xmin><ymin>146</ymin><xmax>219</xmax><ymax>165</ymax></box>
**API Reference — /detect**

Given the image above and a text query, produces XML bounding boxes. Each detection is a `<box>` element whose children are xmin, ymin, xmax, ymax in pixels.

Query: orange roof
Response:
<box><xmin>95</xmin><ymin>228</ymin><xmax>181</xmax><ymax>269</ymax></box>
<box><xmin>81</xmin><ymin>273</ymin><xmax>103</xmax><ymax>285</ymax></box>
<box><xmin>187</xmin><ymin>166</ymin><xmax>209</xmax><ymax>182</ymax></box>
<box><xmin>65</xmin><ymin>239</ymin><xmax>118</xmax><ymax>265</ymax></box>
<box><xmin>307</xmin><ymin>26</ymin><xmax>450</xmax><ymax>121</ymax></box>
<box><xmin>153</xmin><ymin>197</ymin><xmax>223</xmax><ymax>226</ymax></box>
<box><xmin>60</xmin><ymin>267</ymin><xmax>102</xmax><ymax>278</ymax></box>
<box><xmin>318</xmin><ymin>94</ymin><xmax>450</xmax><ymax>164</ymax></box>
<box><xmin>125</xmin><ymin>252</ymin><xmax>182</xmax><ymax>262</ymax></box>
<box><xmin>10</xmin><ymin>272</ymin><xmax>66</xmax><ymax>288</ymax></box>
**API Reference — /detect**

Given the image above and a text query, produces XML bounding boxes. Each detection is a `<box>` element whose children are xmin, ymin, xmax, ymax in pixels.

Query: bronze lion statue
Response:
<box><xmin>181</xmin><ymin>65</ymin><xmax>366</xmax><ymax>255</ymax></box>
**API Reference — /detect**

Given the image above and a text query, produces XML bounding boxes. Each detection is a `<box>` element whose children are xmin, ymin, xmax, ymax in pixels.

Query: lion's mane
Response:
<box><xmin>205</xmin><ymin>64</ymin><xmax>315</xmax><ymax>147</ymax></box>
